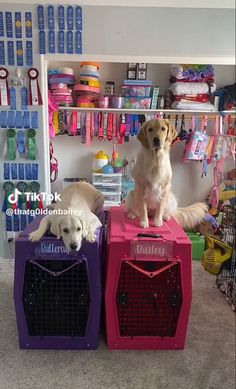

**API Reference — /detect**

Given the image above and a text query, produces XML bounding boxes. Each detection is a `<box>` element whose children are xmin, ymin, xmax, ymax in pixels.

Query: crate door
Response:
<box><xmin>116</xmin><ymin>259</ymin><xmax>183</xmax><ymax>337</ymax></box>
<box><xmin>22</xmin><ymin>258</ymin><xmax>90</xmax><ymax>337</ymax></box>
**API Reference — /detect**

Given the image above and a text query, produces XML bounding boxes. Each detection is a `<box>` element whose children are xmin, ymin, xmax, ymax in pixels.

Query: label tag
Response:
<box><xmin>11</xmin><ymin>163</ymin><xmax>18</xmax><ymax>179</ymax></box>
<box><xmin>8</xmin><ymin>110</ymin><xmax>15</xmax><ymax>127</ymax></box>
<box><xmin>66</xmin><ymin>6</ymin><xmax>73</xmax><ymax>30</ymax></box>
<box><xmin>31</xmin><ymin>111</ymin><xmax>38</xmax><ymax>128</ymax></box>
<box><xmin>23</xmin><ymin>111</ymin><xmax>30</xmax><ymax>128</ymax></box>
<box><xmin>58</xmin><ymin>30</ymin><xmax>65</xmax><ymax>53</ymax></box>
<box><xmin>25</xmin><ymin>12</ymin><xmax>32</xmax><ymax>38</ymax></box>
<box><xmin>18</xmin><ymin>163</ymin><xmax>25</xmax><ymax>180</ymax></box>
<box><xmin>47</xmin><ymin>5</ymin><xmax>54</xmax><ymax>30</ymax></box>
<box><xmin>37</xmin><ymin>5</ymin><xmax>45</xmax><ymax>30</ymax></box>
<box><xmin>4</xmin><ymin>163</ymin><xmax>10</xmax><ymax>180</ymax></box>
<box><xmin>0</xmin><ymin>12</ymin><xmax>4</xmax><ymax>36</ymax></box>
<box><xmin>0</xmin><ymin>41</ymin><xmax>5</xmax><ymax>65</ymax></box>
<box><xmin>26</xmin><ymin>41</ymin><xmax>33</xmax><ymax>66</ymax></box>
<box><xmin>131</xmin><ymin>240</ymin><xmax>173</xmax><ymax>259</ymax></box>
<box><xmin>16</xmin><ymin>41</ymin><xmax>23</xmax><ymax>66</ymax></box>
<box><xmin>15</xmin><ymin>12</ymin><xmax>22</xmax><ymax>38</ymax></box>
<box><xmin>75</xmin><ymin>6</ymin><xmax>82</xmax><ymax>30</ymax></box>
<box><xmin>0</xmin><ymin>111</ymin><xmax>8</xmax><ymax>127</ymax></box>
<box><xmin>32</xmin><ymin>163</ymin><xmax>39</xmax><ymax>180</ymax></box>
<box><xmin>75</xmin><ymin>31</ymin><xmax>82</xmax><ymax>54</ymax></box>
<box><xmin>15</xmin><ymin>111</ymin><xmax>23</xmax><ymax>128</ymax></box>
<box><xmin>39</xmin><ymin>30</ymin><xmax>46</xmax><ymax>54</ymax></box>
<box><xmin>58</xmin><ymin>6</ymin><xmax>65</xmax><ymax>30</ymax></box>
<box><xmin>48</xmin><ymin>30</ymin><xmax>55</xmax><ymax>53</ymax></box>
<box><xmin>6</xmin><ymin>12</ymin><xmax>13</xmax><ymax>38</ymax></box>
<box><xmin>66</xmin><ymin>30</ymin><xmax>73</xmax><ymax>54</ymax></box>
<box><xmin>7</xmin><ymin>41</ymin><xmax>14</xmax><ymax>66</ymax></box>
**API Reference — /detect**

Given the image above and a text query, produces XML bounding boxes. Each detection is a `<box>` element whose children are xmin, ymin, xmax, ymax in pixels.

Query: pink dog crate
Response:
<box><xmin>105</xmin><ymin>206</ymin><xmax>192</xmax><ymax>350</ymax></box>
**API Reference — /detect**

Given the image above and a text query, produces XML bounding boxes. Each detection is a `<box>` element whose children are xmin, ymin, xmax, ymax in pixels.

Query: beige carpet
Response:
<box><xmin>0</xmin><ymin>261</ymin><xmax>235</xmax><ymax>389</ymax></box>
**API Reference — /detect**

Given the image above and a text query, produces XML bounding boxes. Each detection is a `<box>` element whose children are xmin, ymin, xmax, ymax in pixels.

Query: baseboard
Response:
<box><xmin>0</xmin><ymin>258</ymin><xmax>15</xmax><ymax>273</ymax></box>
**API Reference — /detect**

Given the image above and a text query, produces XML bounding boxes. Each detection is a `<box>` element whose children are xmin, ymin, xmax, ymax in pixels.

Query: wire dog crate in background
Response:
<box><xmin>14</xmin><ymin>213</ymin><xmax>104</xmax><ymax>349</ymax></box>
<box><xmin>105</xmin><ymin>207</ymin><xmax>192</xmax><ymax>350</ymax></box>
<box><xmin>216</xmin><ymin>205</ymin><xmax>236</xmax><ymax>311</ymax></box>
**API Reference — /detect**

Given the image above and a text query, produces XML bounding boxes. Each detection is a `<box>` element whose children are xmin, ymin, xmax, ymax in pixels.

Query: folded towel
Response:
<box><xmin>169</xmin><ymin>82</ymin><xmax>216</xmax><ymax>96</ymax></box>
<box><xmin>172</xmin><ymin>101</ymin><xmax>216</xmax><ymax>111</ymax></box>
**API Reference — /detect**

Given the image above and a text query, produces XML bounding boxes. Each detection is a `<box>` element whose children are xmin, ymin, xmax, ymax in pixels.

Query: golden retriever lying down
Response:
<box><xmin>125</xmin><ymin>119</ymin><xmax>207</xmax><ymax>229</ymax></box>
<box><xmin>29</xmin><ymin>182</ymin><xmax>104</xmax><ymax>251</ymax></box>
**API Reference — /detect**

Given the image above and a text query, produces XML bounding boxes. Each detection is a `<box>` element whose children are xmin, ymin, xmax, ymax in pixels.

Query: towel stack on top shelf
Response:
<box><xmin>169</xmin><ymin>65</ymin><xmax>216</xmax><ymax>111</ymax></box>
<box><xmin>48</xmin><ymin>68</ymin><xmax>75</xmax><ymax>106</ymax></box>
<box><xmin>74</xmin><ymin>62</ymin><xmax>101</xmax><ymax>108</ymax></box>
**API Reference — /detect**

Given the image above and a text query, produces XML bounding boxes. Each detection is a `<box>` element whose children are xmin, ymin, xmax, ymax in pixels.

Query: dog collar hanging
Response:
<box><xmin>98</xmin><ymin>112</ymin><xmax>104</xmax><ymax>141</ymax></box>
<box><xmin>0</xmin><ymin>68</ymin><xmax>10</xmax><ymax>106</ymax></box>
<box><xmin>107</xmin><ymin>113</ymin><xmax>113</xmax><ymax>141</ymax></box>
<box><xmin>118</xmin><ymin>114</ymin><xmax>126</xmax><ymax>144</ymax></box>
<box><xmin>50</xmin><ymin>142</ymin><xmax>58</xmax><ymax>183</ymax></box>
<box><xmin>28</xmin><ymin>68</ymin><xmax>42</xmax><ymax>105</ymax></box>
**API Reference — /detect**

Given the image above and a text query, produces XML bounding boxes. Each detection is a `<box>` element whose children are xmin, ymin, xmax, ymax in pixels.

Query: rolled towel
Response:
<box><xmin>169</xmin><ymin>82</ymin><xmax>216</xmax><ymax>96</ymax></box>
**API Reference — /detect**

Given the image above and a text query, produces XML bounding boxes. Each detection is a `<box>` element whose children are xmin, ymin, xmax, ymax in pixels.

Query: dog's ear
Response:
<box><xmin>165</xmin><ymin>120</ymin><xmax>178</xmax><ymax>144</ymax></box>
<box><xmin>137</xmin><ymin>122</ymin><xmax>149</xmax><ymax>148</ymax></box>
<box><xmin>50</xmin><ymin>218</ymin><xmax>61</xmax><ymax>239</ymax></box>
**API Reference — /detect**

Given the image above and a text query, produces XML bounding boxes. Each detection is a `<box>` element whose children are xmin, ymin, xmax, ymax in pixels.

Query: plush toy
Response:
<box><xmin>219</xmin><ymin>168</ymin><xmax>236</xmax><ymax>206</ymax></box>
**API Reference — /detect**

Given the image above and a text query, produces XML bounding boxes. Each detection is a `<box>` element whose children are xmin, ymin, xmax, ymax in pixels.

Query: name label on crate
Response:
<box><xmin>131</xmin><ymin>241</ymin><xmax>173</xmax><ymax>258</ymax></box>
<box><xmin>36</xmin><ymin>242</ymin><xmax>70</xmax><ymax>256</ymax></box>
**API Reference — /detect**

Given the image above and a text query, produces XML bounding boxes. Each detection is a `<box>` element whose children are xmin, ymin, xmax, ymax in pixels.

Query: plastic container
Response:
<box><xmin>111</xmin><ymin>96</ymin><xmax>124</xmax><ymax>109</ymax></box>
<box><xmin>187</xmin><ymin>233</ymin><xmax>205</xmax><ymax>261</ymax></box>
<box><xmin>92</xmin><ymin>173</ymin><xmax>122</xmax><ymax>186</ymax></box>
<box><xmin>121</xmin><ymin>85</ymin><xmax>152</xmax><ymax>97</ymax></box>
<box><xmin>123</xmin><ymin>97</ymin><xmax>152</xmax><ymax>109</ymax></box>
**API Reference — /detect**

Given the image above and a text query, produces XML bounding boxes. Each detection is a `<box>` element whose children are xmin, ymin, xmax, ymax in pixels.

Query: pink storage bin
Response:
<box><xmin>105</xmin><ymin>206</ymin><xmax>192</xmax><ymax>350</ymax></box>
<box><xmin>121</xmin><ymin>85</ymin><xmax>152</xmax><ymax>97</ymax></box>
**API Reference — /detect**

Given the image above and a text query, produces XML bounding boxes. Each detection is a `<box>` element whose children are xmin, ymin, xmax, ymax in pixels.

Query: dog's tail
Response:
<box><xmin>173</xmin><ymin>202</ymin><xmax>208</xmax><ymax>230</ymax></box>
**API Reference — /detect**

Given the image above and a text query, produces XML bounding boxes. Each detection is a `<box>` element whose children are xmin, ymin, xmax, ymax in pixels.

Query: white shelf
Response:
<box><xmin>58</xmin><ymin>107</ymin><xmax>221</xmax><ymax>115</ymax></box>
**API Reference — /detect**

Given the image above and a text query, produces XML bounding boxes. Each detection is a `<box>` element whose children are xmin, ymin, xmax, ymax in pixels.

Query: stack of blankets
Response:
<box><xmin>169</xmin><ymin>65</ymin><xmax>216</xmax><ymax>111</ymax></box>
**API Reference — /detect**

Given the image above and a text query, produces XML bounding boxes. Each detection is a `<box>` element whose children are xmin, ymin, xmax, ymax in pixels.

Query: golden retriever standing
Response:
<box><xmin>125</xmin><ymin>119</ymin><xmax>207</xmax><ymax>229</ymax></box>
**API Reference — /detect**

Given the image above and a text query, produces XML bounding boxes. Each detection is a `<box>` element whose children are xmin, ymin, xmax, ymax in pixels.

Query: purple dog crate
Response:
<box><xmin>14</xmin><ymin>212</ymin><xmax>104</xmax><ymax>350</ymax></box>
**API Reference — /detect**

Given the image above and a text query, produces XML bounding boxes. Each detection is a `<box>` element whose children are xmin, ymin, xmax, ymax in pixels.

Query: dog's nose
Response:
<box><xmin>153</xmin><ymin>137</ymin><xmax>160</xmax><ymax>146</ymax></box>
<box><xmin>70</xmin><ymin>243</ymin><xmax>78</xmax><ymax>250</ymax></box>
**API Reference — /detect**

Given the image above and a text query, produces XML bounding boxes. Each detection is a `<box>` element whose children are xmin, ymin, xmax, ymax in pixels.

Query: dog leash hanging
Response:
<box><xmin>107</xmin><ymin>112</ymin><xmax>113</xmax><ymax>141</ymax></box>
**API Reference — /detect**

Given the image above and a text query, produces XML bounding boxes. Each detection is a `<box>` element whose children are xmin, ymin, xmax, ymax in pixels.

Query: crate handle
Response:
<box><xmin>29</xmin><ymin>259</ymin><xmax>83</xmax><ymax>277</ymax></box>
<box><xmin>124</xmin><ymin>260</ymin><xmax>178</xmax><ymax>278</ymax></box>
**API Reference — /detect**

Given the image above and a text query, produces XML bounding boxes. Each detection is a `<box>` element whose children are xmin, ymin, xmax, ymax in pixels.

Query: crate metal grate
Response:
<box><xmin>116</xmin><ymin>260</ymin><xmax>183</xmax><ymax>337</ymax></box>
<box><xmin>23</xmin><ymin>259</ymin><xmax>90</xmax><ymax>337</ymax></box>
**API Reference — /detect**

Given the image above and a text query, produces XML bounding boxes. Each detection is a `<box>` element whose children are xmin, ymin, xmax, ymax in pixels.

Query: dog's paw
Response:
<box><xmin>86</xmin><ymin>231</ymin><xmax>96</xmax><ymax>243</ymax></box>
<box><xmin>127</xmin><ymin>212</ymin><xmax>136</xmax><ymax>220</ymax></box>
<box><xmin>153</xmin><ymin>218</ymin><xmax>163</xmax><ymax>227</ymax></box>
<box><xmin>28</xmin><ymin>230</ymin><xmax>42</xmax><ymax>242</ymax></box>
<box><xmin>163</xmin><ymin>214</ymin><xmax>171</xmax><ymax>222</ymax></box>
<box><xmin>140</xmin><ymin>220</ymin><xmax>149</xmax><ymax>228</ymax></box>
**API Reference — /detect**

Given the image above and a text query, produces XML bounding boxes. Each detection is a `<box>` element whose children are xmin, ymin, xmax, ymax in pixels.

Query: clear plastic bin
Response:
<box><xmin>92</xmin><ymin>173</ymin><xmax>122</xmax><ymax>186</ymax></box>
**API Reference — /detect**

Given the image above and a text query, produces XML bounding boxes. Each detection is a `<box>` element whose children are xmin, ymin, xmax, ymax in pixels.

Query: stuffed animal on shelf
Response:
<box><xmin>219</xmin><ymin>168</ymin><xmax>236</xmax><ymax>206</ymax></box>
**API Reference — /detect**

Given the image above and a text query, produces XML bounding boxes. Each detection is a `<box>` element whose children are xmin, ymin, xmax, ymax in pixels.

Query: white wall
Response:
<box><xmin>50</xmin><ymin>63</ymin><xmax>235</xmax><ymax>206</ymax></box>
